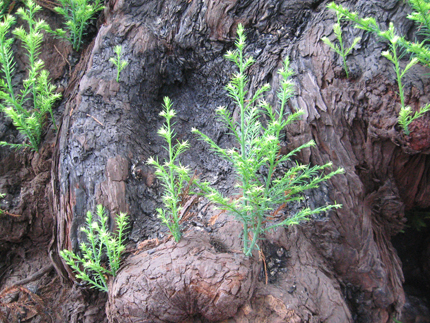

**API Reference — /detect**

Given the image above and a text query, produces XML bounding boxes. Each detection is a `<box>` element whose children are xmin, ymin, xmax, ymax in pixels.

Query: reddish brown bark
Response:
<box><xmin>1</xmin><ymin>0</ymin><xmax>430</xmax><ymax>322</ymax></box>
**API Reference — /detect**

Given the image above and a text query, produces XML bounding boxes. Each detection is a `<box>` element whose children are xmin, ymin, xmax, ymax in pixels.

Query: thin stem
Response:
<box><xmin>342</xmin><ymin>55</ymin><xmax>349</xmax><ymax>78</ymax></box>
<box><xmin>166</xmin><ymin>109</ymin><xmax>182</xmax><ymax>241</ymax></box>
<box><xmin>239</xmin><ymin>53</ymin><xmax>246</xmax><ymax>158</ymax></box>
<box><xmin>392</xmin><ymin>43</ymin><xmax>405</xmax><ymax>108</ymax></box>
<box><xmin>336</xmin><ymin>16</ymin><xmax>350</xmax><ymax>78</ymax></box>
<box><xmin>246</xmin><ymin>214</ymin><xmax>262</xmax><ymax>256</ymax></box>
<box><xmin>242</xmin><ymin>221</ymin><xmax>249</xmax><ymax>254</ymax></box>
<box><xmin>29</xmin><ymin>7</ymin><xmax>38</xmax><ymax>111</ymax></box>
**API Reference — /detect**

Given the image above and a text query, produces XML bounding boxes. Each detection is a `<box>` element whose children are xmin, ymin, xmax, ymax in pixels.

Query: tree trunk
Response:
<box><xmin>42</xmin><ymin>0</ymin><xmax>430</xmax><ymax>321</ymax></box>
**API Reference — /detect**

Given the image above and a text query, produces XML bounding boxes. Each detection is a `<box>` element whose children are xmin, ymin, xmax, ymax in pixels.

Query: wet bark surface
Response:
<box><xmin>1</xmin><ymin>0</ymin><xmax>430</xmax><ymax>322</ymax></box>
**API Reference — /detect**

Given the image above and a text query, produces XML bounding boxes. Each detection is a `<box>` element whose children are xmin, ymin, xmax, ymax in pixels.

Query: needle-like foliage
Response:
<box><xmin>60</xmin><ymin>205</ymin><xmax>129</xmax><ymax>292</ymax></box>
<box><xmin>0</xmin><ymin>192</ymin><xmax>5</xmax><ymax>215</ymax></box>
<box><xmin>407</xmin><ymin>0</ymin><xmax>430</xmax><ymax>41</ymax></box>
<box><xmin>147</xmin><ymin>97</ymin><xmax>190</xmax><ymax>242</ymax></box>
<box><xmin>53</xmin><ymin>0</ymin><xmax>104</xmax><ymax>51</ymax></box>
<box><xmin>192</xmin><ymin>24</ymin><xmax>344</xmax><ymax>257</ymax></box>
<box><xmin>109</xmin><ymin>45</ymin><xmax>128</xmax><ymax>82</ymax></box>
<box><xmin>0</xmin><ymin>1</ymin><xmax>10</xmax><ymax>20</ymax></box>
<box><xmin>327</xmin><ymin>1</ymin><xmax>430</xmax><ymax>135</ymax></box>
<box><xmin>0</xmin><ymin>0</ymin><xmax>60</xmax><ymax>151</ymax></box>
<box><xmin>398</xmin><ymin>104</ymin><xmax>430</xmax><ymax>134</ymax></box>
<box><xmin>322</xmin><ymin>10</ymin><xmax>361</xmax><ymax>78</ymax></box>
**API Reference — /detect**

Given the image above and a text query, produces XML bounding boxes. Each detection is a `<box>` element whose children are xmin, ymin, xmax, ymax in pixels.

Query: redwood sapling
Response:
<box><xmin>327</xmin><ymin>1</ymin><xmax>430</xmax><ymax>135</ymax></box>
<box><xmin>322</xmin><ymin>10</ymin><xmax>361</xmax><ymax>78</ymax></box>
<box><xmin>53</xmin><ymin>0</ymin><xmax>104</xmax><ymax>51</ymax></box>
<box><xmin>0</xmin><ymin>0</ymin><xmax>61</xmax><ymax>151</ymax></box>
<box><xmin>60</xmin><ymin>205</ymin><xmax>128</xmax><ymax>292</ymax></box>
<box><xmin>147</xmin><ymin>97</ymin><xmax>190</xmax><ymax>242</ymax></box>
<box><xmin>192</xmin><ymin>24</ymin><xmax>344</xmax><ymax>257</ymax></box>
<box><xmin>109</xmin><ymin>45</ymin><xmax>128</xmax><ymax>82</ymax></box>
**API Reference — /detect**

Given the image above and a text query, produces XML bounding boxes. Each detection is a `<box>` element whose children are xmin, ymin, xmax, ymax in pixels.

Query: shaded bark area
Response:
<box><xmin>0</xmin><ymin>5</ymin><xmax>113</xmax><ymax>322</ymax></box>
<box><xmin>38</xmin><ymin>0</ymin><xmax>430</xmax><ymax>322</ymax></box>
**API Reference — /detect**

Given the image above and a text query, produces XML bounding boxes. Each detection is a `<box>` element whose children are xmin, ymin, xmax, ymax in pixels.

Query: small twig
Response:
<box><xmin>134</xmin><ymin>238</ymin><xmax>160</xmax><ymax>254</ymax></box>
<box><xmin>259</xmin><ymin>250</ymin><xmax>268</xmax><ymax>285</ymax></box>
<box><xmin>11</xmin><ymin>264</ymin><xmax>54</xmax><ymax>287</ymax></box>
<box><xmin>86</xmin><ymin>114</ymin><xmax>104</xmax><ymax>126</ymax></box>
<box><xmin>6</xmin><ymin>1</ymin><xmax>16</xmax><ymax>14</ymax></box>
<box><xmin>36</xmin><ymin>0</ymin><xmax>60</xmax><ymax>12</ymax></box>
<box><xmin>179</xmin><ymin>195</ymin><xmax>198</xmax><ymax>224</ymax></box>
<box><xmin>132</xmin><ymin>237</ymin><xmax>176</xmax><ymax>255</ymax></box>
<box><xmin>2</xmin><ymin>210</ymin><xmax>21</xmax><ymax>217</ymax></box>
<box><xmin>54</xmin><ymin>44</ymin><xmax>71</xmax><ymax>76</ymax></box>
<box><xmin>208</xmin><ymin>209</ymin><xmax>226</xmax><ymax>226</ymax></box>
<box><xmin>179</xmin><ymin>171</ymin><xmax>198</xmax><ymax>204</ymax></box>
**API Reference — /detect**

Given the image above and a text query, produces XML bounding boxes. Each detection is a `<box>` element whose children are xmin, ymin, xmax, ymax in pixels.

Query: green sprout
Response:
<box><xmin>192</xmin><ymin>24</ymin><xmax>344</xmax><ymax>256</ymax></box>
<box><xmin>398</xmin><ymin>104</ymin><xmax>430</xmax><ymax>135</ymax></box>
<box><xmin>147</xmin><ymin>97</ymin><xmax>190</xmax><ymax>242</ymax></box>
<box><xmin>60</xmin><ymin>205</ymin><xmax>129</xmax><ymax>292</ymax></box>
<box><xmin>53</xmin><ymin>0</ymin><xmax>104</xmax><ymax>51</ymax></box>
<box><xmin>0</xmin><ymin>1</ymin><xmax>11</xmax><ymax>20</ymax></box>
<box><xmin>322</xmin><ymin>11</ymin><xmax>361</xmax><ymax>78</ymax></box>
<box><xmin>327</xmin><ymin>1</ymin><xmax>430</xmax><ymax>135</ymax></box>
<box><xmin>0</xmin><ymin>192</ymin><xmax>5</xmax><ymax>215</ymax></box>
<box><xmin>0</xmin><ymin>0</ymin><xmax>61</xmax><ymax>151</ymax></box>
<box><xmin>109</xmin><ymin>45</ymin><xmax>128</xmax><ymax>82</ymax></box>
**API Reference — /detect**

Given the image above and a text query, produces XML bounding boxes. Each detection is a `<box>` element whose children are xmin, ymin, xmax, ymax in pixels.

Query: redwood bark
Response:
<box><xmin>46</xmin><ymin>0</ymin><xmax>430</xmax><ymax>322</ymax></box>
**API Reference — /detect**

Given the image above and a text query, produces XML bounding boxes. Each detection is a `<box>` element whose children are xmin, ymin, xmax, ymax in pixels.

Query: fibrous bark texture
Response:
<box><xmin>107</xmin><ymin>222</ymin><xmax>259</xmax><ymax>322</ymax></box>
<box><xmin>47</xmin><ymin>0</ymin><xmax>430</xmax><ymax>322</ymax></box>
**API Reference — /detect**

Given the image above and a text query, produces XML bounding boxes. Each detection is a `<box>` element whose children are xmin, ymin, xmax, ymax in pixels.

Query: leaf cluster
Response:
<box><xmin>60</xmin><ymin>205</ymin><xmax>129</xmax><ymax>292</ymax></box>
<box><xmin>0</xmin><ymin>1</ymin><xmax>11</xmax><ymax>20</ymax></box>
<box><xmin>0</xmin><ymin>192</ymin><xmax>5</xmax><ymax>215</ymax></box>
<box><xmin>193</xmin><ymin>24</ymin><xmax>344</xmax><ymax>256</ymax></box>
<box><xmin>0</xmin><ymin>0</ymin><xmax>60</xmax><ymax>151</ymax></box>
<box><xmin>398</xmin><ymin>104</ymin><xmax>430</xmax><ymax>135</ymax></box>
<box><xmin>407</xmin><ymin>0</ymin><xmax>430</xmax><ymax>45</ymax></box>
<box><xmin>109</xmin><ymin>45</ymin><xmax>128</xmax><ymax>82</ymax></box>
<box><xmin>405</xmin><ymin>210</ymin><xmax>430</xmax><ymax>231</ymax></box>
<box><xmin>53</xmin><ymin>0</ymin><xmax>104</xmax><ymax>51</ymax></box>
<box><xmin>321</xmin><ymin>11</ymin><xmax>361</xmax><ymax>78</ymax></box>
<box><xmin>327</xmin><ymin>1</ymin><xmax>430</xmax><ymax>135</ymax></box>
<box><xmin>147</xmin><ymin>97</ymin><xmax>190</xmax><ymax>242</ymax></box>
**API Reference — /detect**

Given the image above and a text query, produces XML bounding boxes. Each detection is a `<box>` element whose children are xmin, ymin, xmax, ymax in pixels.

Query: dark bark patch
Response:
<box><xmin>259</xmin><ymin>242</ymin><xmax>290</xmax><ymax>284</ymax></box>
